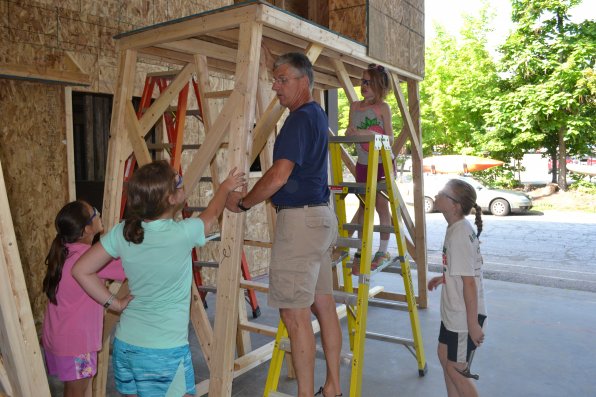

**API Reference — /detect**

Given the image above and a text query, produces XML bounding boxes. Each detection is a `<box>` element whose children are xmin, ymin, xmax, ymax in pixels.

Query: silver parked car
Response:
<box><xmin>397</xmin><ymin>174</ymin><xmax>533</xmax><ymax>216</ymax></box>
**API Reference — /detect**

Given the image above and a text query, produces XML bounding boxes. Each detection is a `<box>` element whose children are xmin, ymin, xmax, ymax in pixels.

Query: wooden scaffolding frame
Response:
<box><xmin>0</xmin><ymin>158</ymin><xmax>51</xmax><ymax>397</ymax></box>
<box><xmin>101</xmin><ymin>1</ymin><xmax>427</xmax><ymax>396</ymax></box>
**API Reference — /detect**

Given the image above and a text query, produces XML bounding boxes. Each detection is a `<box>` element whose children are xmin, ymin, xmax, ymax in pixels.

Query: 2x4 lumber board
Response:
<box><xmin>64</xmin><ymin>87</ymin><xmax>76</xmax><ymax>201</ymax></box>
<box><xmin>158</xmin><ymin>38</ymin><xmax>238</xmax><ymax>64</ymax></box>
<box><xmin>125</xmin><ymin>102</ymin><xmax>152</xmax><ymax>166</ymax></box>
<box><xmin>331</xmin><ymin>58</ymin><xmax>359</xmax><ymax>102</ymax></box>
<box><xmin>390</xmin><ymin>73</ymin><xmax>421</xmax><ymax>156</ymax></box>
<box><xmin>138</xmin><ymin>63</ymin><xmax>195</xmax><ymax>136</ymax></box>
<box><xmin>0</xmin><ymin>355</ymin><xmax>13</xmax><ymax>396</ymax></box>
<box><xmin>117</xmin><ymin>4</ymin><xmax>258</xmax><ymax>51</ymax></box>
<box><xmin>0</xmin><ymin>63</ymin><xmax>91</xmax><ymax>86</ymax></box>
<box><xmin>0</xmin><ymin>161</ymin><xmax>51</xmax><ymax>396</ymax></box>
<box><xmin>259</xmin><ymin>7</ymin><xmax>366</xmax><ymax>60</ymax></box>
<box><xmin>103</xmin><ymin>49</ymin><xmax>138</xmax><ymax>228</ymax></box>
<box><xmin>406</xmin><ymin>79</ymin><xmax>427</xmax><ymax>309</ymax></box>
<box><xmin>190</xmin><ymin>282</ymin><xmax>214</xmax><ymax>370</ymax></box>
<box><xmin>208</xmin><ymin>21</ymin><xmax>263</xmax><ymax>397</ymax></box>
<box><xmin>250</xmin><ymin>42</ymin><xmax>323</xmax><ymax>164</ymax></box>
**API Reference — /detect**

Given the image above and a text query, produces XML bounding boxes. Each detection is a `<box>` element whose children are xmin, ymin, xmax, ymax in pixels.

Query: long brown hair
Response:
<box><xmin>43</xmin><ymin>201</ymin><xmax>91</xmax><ymax>305</ymax></box>
<box><xmin>448</xmin><ymin>179</ymin><xmax>483</xmax><ymax>237</ymax></box>
<box><xmin>123</xmin><ymin>160</ymin><xmax>177</xmax><ymax>244</ymax></box>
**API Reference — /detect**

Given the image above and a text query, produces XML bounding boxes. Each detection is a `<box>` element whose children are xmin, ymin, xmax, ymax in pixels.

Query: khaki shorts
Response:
<box><xmin>268</xmin><ymin>204</ymin><xmax>338</xmax><ymax>309</ymax></box>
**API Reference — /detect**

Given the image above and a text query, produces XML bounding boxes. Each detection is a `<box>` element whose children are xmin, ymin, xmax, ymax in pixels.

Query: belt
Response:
<box><xmin>274</xmin><ymin>202</ymin><xmax>328</xmax><ymax>213</ymax></box>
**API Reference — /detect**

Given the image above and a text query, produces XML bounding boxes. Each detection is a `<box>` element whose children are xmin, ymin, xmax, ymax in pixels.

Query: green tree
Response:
<box><xmin>420</xmin><ymin>4</ymin><xmax>500</xmax><ymax>156</ymax></box>
<box><xmin>483</xmin><ymin>0</ymin><xmax>596</xmax><ymax>189</ymax></box>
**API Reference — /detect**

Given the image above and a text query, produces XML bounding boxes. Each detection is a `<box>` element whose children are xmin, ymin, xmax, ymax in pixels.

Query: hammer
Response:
<box><xmin>456</xmin><ymin>349</ymin><xmax>479</xmax><ymax>380</ymax></box>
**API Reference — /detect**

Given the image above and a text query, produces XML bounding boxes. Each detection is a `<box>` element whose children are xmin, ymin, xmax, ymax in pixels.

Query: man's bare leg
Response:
<box><xmin>312</xmin><ymin>293</ymin><xmax>342</xmax><ymax>396</ymax></box>
<box><xmin>280</xmin><ymin>307</ymin><xmax>316</xmax><ymax>397</ymax></box>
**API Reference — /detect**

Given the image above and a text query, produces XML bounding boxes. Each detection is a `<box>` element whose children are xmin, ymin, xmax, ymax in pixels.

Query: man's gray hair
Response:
<box><xmin>274</xmin><ymin>52</ymin><xmax>314</xmax><ymax>91</ymax></box>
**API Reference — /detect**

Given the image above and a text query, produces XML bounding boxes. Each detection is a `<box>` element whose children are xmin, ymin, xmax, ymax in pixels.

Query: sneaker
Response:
<box><xmin>371</xmin><ymin>251</ymin><xmax>391</xmax><ymax>271</ymax></box>
<box><xmin>351</xmin><ymin>252</ymin><xmax>361</xmax><ymax>275</ymax></box>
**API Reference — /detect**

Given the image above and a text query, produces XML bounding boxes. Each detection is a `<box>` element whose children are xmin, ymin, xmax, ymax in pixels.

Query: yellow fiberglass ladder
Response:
<box><xmin>263</xmin><ymin>133</ymin><xmax>426</xmax><ymax>397</ymax></box>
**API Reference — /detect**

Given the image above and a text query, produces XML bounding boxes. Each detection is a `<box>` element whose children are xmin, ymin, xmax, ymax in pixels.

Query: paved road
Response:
<box><xmin>345</xmin><ymin>195</ymin><xmax>596</xmax><ymax>292</ymax></box>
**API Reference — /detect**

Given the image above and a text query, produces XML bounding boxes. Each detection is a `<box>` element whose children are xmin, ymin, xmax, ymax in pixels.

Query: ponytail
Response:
<box><xmin>42</xmin><ymin>235</ymin><xmax>68</xmax><ymax>305</ymax></box>
<box><xmin>43</xmin><ymin>201</ymin><xmax>90</xmax><ymax>305</ymax></box>
<box><xmin>473</xmin><ymin>203</ymin><xmax>483</xmax><ymax>237</ymax></box>
<box><xmin>124</xmin><ymin>215</ymin><xmax>144</xmax><ymax>244</ymax></box>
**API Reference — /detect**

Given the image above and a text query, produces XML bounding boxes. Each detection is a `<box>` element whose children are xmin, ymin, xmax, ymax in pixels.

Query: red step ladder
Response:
<box><xmin>120</xmin><ymin>71</ymin><xmax>261</xmax><ymax>317</ymax></box>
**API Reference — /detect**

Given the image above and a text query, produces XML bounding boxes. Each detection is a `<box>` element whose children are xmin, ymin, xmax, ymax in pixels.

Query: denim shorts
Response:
<box><xmin>112</xmin><ymin>338</ymin><xmax>196</xmax><ymax>396</ymax></box>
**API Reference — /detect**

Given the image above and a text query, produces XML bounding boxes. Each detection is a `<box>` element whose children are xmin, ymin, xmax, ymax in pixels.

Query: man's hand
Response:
<box><xmin>428</xmin><ymin>276</ymin><xmax>443</xmax><ymax>291</ymax></box>
<box><xmin>468</xmin><ymin>322</ymin><xmax>485</xmax><ymax>347</ymax></box>
<box><xmin>226</xmin><ymin>190</ymin><xmax>244</xmax><ymax>213</ymax></box>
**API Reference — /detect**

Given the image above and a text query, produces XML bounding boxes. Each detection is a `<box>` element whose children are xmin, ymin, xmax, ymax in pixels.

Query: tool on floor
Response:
<box><xmin>456</xmin><ymin>349</ymin><xmax>479</xmax><ymax>380</ymax></box>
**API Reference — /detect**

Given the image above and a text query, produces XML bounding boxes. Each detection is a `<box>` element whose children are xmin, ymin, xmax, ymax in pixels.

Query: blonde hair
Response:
<box><xmin>447</xmin><ymin>179</ymin><xmax>483</xmax><ymax>237</ymax></box>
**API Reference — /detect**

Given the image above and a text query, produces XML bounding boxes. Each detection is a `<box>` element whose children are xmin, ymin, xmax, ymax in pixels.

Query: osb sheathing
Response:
<box><xmin>0</xmin><ymin>0</ymin><xmax>282</xmax><ymax>329</ymax></box>
<box><xmin>0</xmin><ymin>80</ymin><xmax>68</xmax><ymax>325</ymax></box>
<box><xmin>368</xmin><ymin>0</ymin><xmax>425</xmax><ymax>78</ymax></box>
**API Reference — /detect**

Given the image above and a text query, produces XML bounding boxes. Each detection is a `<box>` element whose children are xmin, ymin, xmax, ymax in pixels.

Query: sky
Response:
<box><xmin>424</xmin><ymin>0</ymin><xmax>596</xmax><ymax>52</ymax></box>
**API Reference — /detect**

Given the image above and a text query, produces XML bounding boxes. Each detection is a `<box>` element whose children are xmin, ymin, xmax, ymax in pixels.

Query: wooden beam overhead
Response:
<box><xmin>0</xmin><ymin>52</ymin><xmax>90</xmax><ymax>86</ymax></box>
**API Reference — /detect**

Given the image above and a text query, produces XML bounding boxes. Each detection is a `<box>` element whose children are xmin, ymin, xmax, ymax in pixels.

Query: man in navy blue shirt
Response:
<box><xmin>227</xmin><ymin>52</ymin><xmax>342</xmax><ymax>397</ymax></box>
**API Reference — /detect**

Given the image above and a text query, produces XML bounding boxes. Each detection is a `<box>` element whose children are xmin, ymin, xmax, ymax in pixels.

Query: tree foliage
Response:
<box><xmin>483</xmin><ymin>0</ymin><xmax>596</xmax><ymax>188</ymax></box>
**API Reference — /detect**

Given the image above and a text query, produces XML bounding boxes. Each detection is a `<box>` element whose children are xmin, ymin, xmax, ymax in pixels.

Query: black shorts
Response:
<box><xmin>439</xmin><ymin>314</ymin><xmax>487</xmax><ymax>363</ymax></box>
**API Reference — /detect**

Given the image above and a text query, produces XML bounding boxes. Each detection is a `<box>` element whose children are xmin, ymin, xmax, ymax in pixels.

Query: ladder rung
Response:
<box><xmin>278</xmin><ymin>337</ymin><xmax>352</xmax><ymax>365</ymax></box>
<box><xmin>165</xmin><ymin>106</ymin><xmax>201</xmax><ymax>117</ymax></box>
<box><xmin>329</xmin><ymin>135</ymin><xmax>376</xmax><ymax>144</ymax></box>
<box><xmin>239</xmin><ymin>280</ymin><xmax>269</xmax><ymax>293</ymax></box>
<box><xmin>146</xmin><ymin>70</ymin><xmax>182</xmax><ymax>78</ymax></box>
<box><xmin>335</xmin><ymin>237</ymin><xmax>362</xmax><ymax>249</ymax></box>
<box><xmin>368</xmin><ymin>298</ymin><xmax>409</xmax><ymax>311</ymax></box>
<box><xmin>332</xmin><ymin>285</ymin><xmax>385</xmax><ymax>306</ymax></box>
<box><xmin>193</xmin><ymin>261</ymin><xmax>219</xmax><ymax>268</ymax></box>
<box><xmin>342</xmin><ymin>223</ymin><xmax>395</xmax><ymax>234</ymax></box>
<box><xmin>365</xmin><ymin>332</ymin><xmax>415</xmax><ymax>347</ymax></box>
<box><xmin>330</xmin><ymin>181</ymin><xmax>387</xmax><ymax>194</ymax></box>
<box><xmin>196</xmin><ymin>285</ymin><xmax>216</xmax><ymax>293</ymax></box>
<box><xmin>146</xmin><ymin>143</ymin><xmax>201</xmax><ymax>150</ymax></box>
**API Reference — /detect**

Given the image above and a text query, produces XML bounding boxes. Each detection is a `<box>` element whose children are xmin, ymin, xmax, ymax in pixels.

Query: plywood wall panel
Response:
<box><xmin>329</xmin><ymin>6</ymin><xmax>366</xmax><ymax>43</ymax></box>
<box><xmin>329</xmin><ymin>0</ymin><xmax>365</xmax><ymax>11</ymax></box>
<box><xmin>0</xmin><ymin>80</ymin><xmax>68</xmax><ymax>324</ymax></box>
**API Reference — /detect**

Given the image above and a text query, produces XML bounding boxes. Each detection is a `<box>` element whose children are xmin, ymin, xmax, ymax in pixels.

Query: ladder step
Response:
<box><xmin>196</xmin><ymin>285</ymin><xmax>216</xmax><ymax>293</ymax></box>
<box><xmin>239</xmin><ymin>280</ymin><xmax>269</xmax><ymax>293</ymax></box>
<box><xmin>278</xmin><ymin>337</ymin><xmax>352</xmax><ymax>365</ymax></box>
<box><xmin>332</xmin><ymin>285</ymin><xmax>385</xmax><ymax>306</ymax></box>
<box><xmin>329</xmin><ymin>135</ymin><xmax>376</xmax><ymax>144</ymax></box>
<box><xmin>329</xmin><ymin>181</ymin><xmax>387</xmax><ymax>194</ymax></box>
<box><xmin>368</xmin><ymin>298</ymin><xmax>409</xmax><ymax>311</ymax></box>
<box><xmin>146</xmin><ymin>143</ymin><xmax>201</xmax><ymax>150</ymax></box>
<box><xmin>165</xmin><ymin>106</ymin><xmax>201</xmax><ymax>117</ymax></box>
<box><xmin>193</xmin><ymin>261</ymin><xmax>219</xmax><ymax>268</ymax></box>
<box><xmin>335</xmin><ymin>237</ymin><xmax>362</xmax><ymax>249</ymax></box>
<box><xmin>342</xmin><ymin>223</ymin><xmax>396</xmax><ymax>234</ymax></box>
<box><xmin>365</xmin><ymin>332</ymin><xmax>415</xmax><ymax>347</ymax></box>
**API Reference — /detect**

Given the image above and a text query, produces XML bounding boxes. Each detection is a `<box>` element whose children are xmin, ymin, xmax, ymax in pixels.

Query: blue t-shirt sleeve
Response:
<box><xmin>274</xmin><ymin>114</ymin><xmax>309</xmax><ymax>166</ymax></box>
<box><xmin>182</xmin><ymin>218</ymin><xmax>206</xmax><ymax>248</ymax></box>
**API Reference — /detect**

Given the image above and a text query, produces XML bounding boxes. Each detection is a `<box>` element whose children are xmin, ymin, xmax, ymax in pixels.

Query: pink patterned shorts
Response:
<box><xmin>45</xmin><ymin>350</ymin><xmax>97</xmax><ymax>382</ymax></box>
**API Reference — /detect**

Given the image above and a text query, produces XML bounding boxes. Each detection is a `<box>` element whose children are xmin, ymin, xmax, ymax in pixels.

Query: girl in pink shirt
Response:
<box><xmin>42</xmin><ymin>200</ymin><xmax>125</xmax><ymax>396</ymax></box>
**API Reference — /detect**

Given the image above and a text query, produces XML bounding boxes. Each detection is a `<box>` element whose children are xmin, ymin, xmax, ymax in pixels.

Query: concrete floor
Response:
<box><xmin>48</xmin><ymin>269</ymin><xmax>596</xmax><ymax>396</ymax></box>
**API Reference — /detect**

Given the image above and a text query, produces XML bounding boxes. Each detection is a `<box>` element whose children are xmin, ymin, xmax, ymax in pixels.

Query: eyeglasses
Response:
<box><xmin>368</xmin><ymin>63</ymin><xmax>386</xmax><ymax>72</ymax></box>
<box><xmin>86</xmin><ymin>207</ymin><xmax>99</xmax><ymax>225</ymax></box>
<box><xmin>361</xmin><ymin>78</ymin><xmax>371</xmax><ymax>86</ymax></box>
<box><xmin>271</xmin><ymin>76</ymin><xmax>301</xmax><ymax>86</ymax></box>
<box><xmin>175</xmin><ymin>174</ymin><xmax>184</xmax><ymax>189</ymax></box>
<box><xmin>438</xmin><ymin>190</ymin><xmax>459</xmax><ymax>203</ymax></box>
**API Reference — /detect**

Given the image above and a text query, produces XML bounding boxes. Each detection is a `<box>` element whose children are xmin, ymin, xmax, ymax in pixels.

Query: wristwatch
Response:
<box><xmin>238</xmin><ymin>199</ymin><xmax>250</xmax><ymax>212</ymax></box>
